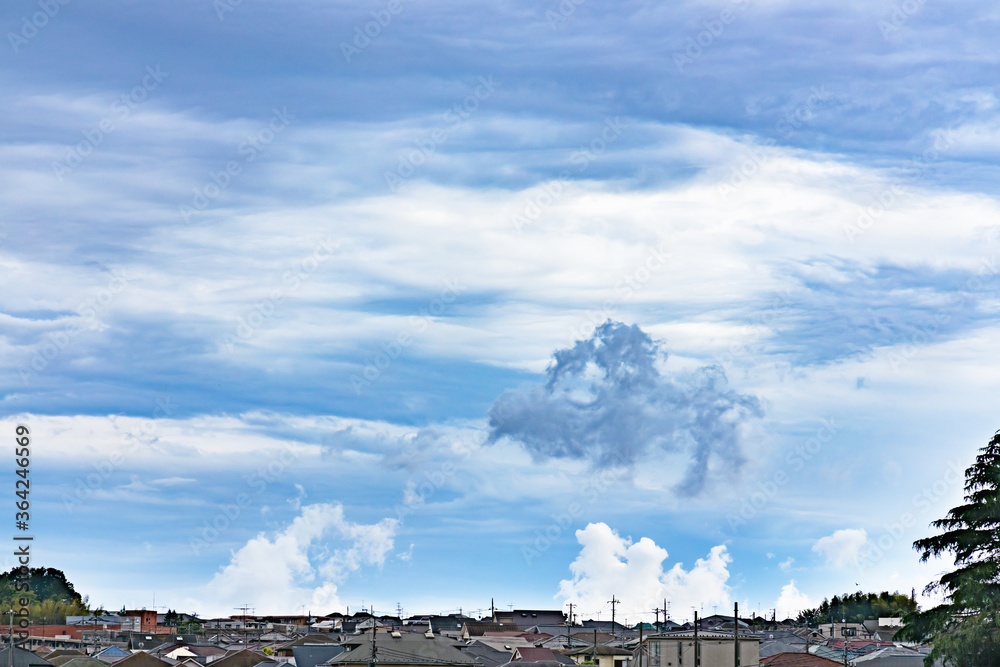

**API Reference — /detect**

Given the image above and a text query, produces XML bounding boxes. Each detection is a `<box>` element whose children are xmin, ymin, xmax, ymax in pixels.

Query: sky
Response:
<box><xmin>1</xmin><ymin>0</ymin><xmax>999</xmax><ymax>623</ymax></box>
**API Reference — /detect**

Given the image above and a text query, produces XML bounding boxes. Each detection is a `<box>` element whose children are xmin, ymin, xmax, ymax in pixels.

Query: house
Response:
<box><xmin>93</xmin><ymin>647</ymin><xmax>131</xmax><ymax>664</ymax></box>
<box><xmin>579</xmin><ymin>622</ymin><xmax>629</xmax><ymax>639</ymax></box>
<box><xmin>60</xmin><ymin>657</ymin><xmax>110</xmax><ymax>667</ymax></box>
<box><xmin>0</xmin><ymin>647</ymin><xmax>55</xmax><ymax>667</ymax></box>
<box><xmin>815</xmin><ymin>623</ymin><xmax>866</xmax><ymax>640</ymax></box>
<box><xmin>509</xmin><ymin>649</ymin><xmax>566</xmax><ymax>664</ymax></box>
<box><xmin>851</xmin><ymin>647</ymin><xmax>926</xmax><ymax>667</ymax></box>
<box><xmin>273</xmin><ymin>634</ymin><xmax>340</xmax><ymax>657</ymax></box>
<box><xmin>636</xmin><ymin>632</ymin><xmax>759</xmax><ymax>667</ymax></box>
<box><xmin>122</xmin><ymin>611</ymin><xmax>158</xmax><ymax>634</ymax></box>
<box><xmin>860</xmin><ymin>619</ymin><xmax>904</xmax><ymax>642</ymax></box>
<box><xmin>494</xmin><ymin>612</ymin><xmax>565</xmax><ymax>628</ymax></box>
<box><xmin>50</xmin><ymin>658</ymin><xmax>86</xmax><ymax>666</ymax></box>
<box><xmin>290</xmin><ymin>645</ymin><xmax>346</xmax><ymax>667</ymax></box>
<box><xmin>762</xmin><ymin>653</ymin><xmax>841</xmax><ymax>667</ymax></box>
<box><xmin>329</xmin><ymin>631</ymin><xmax>477</xmax><ymax>667</ymax></box>
<box><xmin>462</xmin><ymin>624</ymin><xmax>518</xmax><ymax>639</ymax></box>
<box><xmin>564</xmin><ymin>645</ymin><xmax>633</xmax><ymax>667</ymax></box>
<box><xmin>204</xmin><ymin>649</ymin><xmax>272</xmax><ymax>667</ymax></box>
<box><xmin>461</xmin><ymin>643</ymin><xmax>512</xmax><ymax>667</ymax></box>
<box><xmin>468</xmin><ymin>637</ymin><xmax>535</xmax><ymax>654</ymax></box>
<box><xmin>127</xmin><ymin>634</ymin><xmax>179</xmax><ymax>651</ymax></box>
<box><xmin>102</xmin><ymin>653</ymin><xmax>171</xmax><ymax>667</ymax></box>
<box><xmin>539</xmin><ymin>631</ymin><xmax>616</xmax><ymax>651</ymax></box>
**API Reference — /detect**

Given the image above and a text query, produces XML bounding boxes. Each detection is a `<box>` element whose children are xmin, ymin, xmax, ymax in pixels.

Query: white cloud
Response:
<box><xmin>775</xmin><ymin>580</ymin><xmax>814</xmax><ymax>619</ymax></box>
<box><xmin>199</xmin><ymin>503</ymin><xmax>397</xmax><ymax>615</ymax></box>
<box><xmin>813</xmin><ymin>528</ymin><xmax>868</xmax><ymax>568</ymax></box>
<box><xmin>779</xmin><ymin>557</ymin><xmax>794</xmax><ymax>571</ymax></box>
<box><xmin>557</xmin><ymin>523</ymin><xmax>731</xmax><ymax>621</ymax></box>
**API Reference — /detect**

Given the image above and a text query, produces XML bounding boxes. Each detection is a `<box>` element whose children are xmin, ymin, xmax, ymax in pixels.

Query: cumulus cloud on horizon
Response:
<box><xmin>196</xmin><ymin>503</ymin><xmax>397</xmax><ymax>615</ymax></box>
<box><xmin>487</xmin><ymin>321</ymin><xmax>763</xmax><ymax>495</ymax></box>
<box><xmin>557</xmin><ymin>522</ymin><xmax>731</xmax><ymax>620</ymax></box>
<box><xmin>775</xmin><ymin>580</ymin><xmax>815</xmax><ymax>619</ymax></box>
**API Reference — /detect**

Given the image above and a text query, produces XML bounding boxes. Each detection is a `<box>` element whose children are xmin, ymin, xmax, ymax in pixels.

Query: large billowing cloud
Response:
<box><xmin>487</xmin><ymin>321</ymin><xmax>762</xmax><ymax>495</ymax></box>
<box><xmin>197</xmin><ymin>503</ymin><xmax>397</xmax><ymax>615</ymax></box>
<box><xmin>557</xmin><ymin>522</ymin><xmax>731</xmax><ymax>621</ymax></box>
<box><xmin>774</xmin><ymin>580</ymin><xmax>815</xmax><ymax>620</ymax></box>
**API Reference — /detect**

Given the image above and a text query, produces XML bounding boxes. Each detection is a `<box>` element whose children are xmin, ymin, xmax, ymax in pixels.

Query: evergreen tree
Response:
<box><xmin>899</xmin><ymin>430</ymin><xmax>1000</xmax><ymax>663</ymax></box>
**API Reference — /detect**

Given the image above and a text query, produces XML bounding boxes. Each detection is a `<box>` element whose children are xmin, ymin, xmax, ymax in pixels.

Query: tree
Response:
<box><xmin>795</xmin><ymin>591</ymin><xmax>915</xmax><ymax>628</ymax></box>
<box><xmin>0</xmin><ymin>567</ymin><xmax>88</xmax><ymax>625</ymax></box>
<box><xmin>898</xmin><ymin>430</ymin><xmax>1000</xmax><ymax>664</ymax></box>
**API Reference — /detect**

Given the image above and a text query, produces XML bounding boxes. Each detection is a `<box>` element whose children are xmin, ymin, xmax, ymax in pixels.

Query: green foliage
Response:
<box><xmin>795</xmin><ymin>590</ymin><xmax>916</xmax><ymax>627</ymax></box>
<box><xmin>898</xmin><ymin>430</ymin><xmax>1000</xmax><ymax>664</ymax></box>
<box><xmin>0</xmin><ymin>567</ymin><xmax>89</xmax><ymax>624</ymax></box>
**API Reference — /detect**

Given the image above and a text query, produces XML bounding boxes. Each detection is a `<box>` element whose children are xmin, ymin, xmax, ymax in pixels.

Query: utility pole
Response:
<box><xmin>733</xmin><ymin>603</ymin><xmax>740</xmax><ymax>667</ymax></box>
<box><xmin>653</xmin><ymin>607</ymin><xmax>659</xmax><ymax>633</ymax></box>
<box><xmin>693</xmin><ymin>612</ymin><xmax>700</xmax><ymax>667</ymax></box>
<box><xmin>566</xmin><ymin>603</ymin><xmax>574</xmax><ymax>650</ymax></box>
<box><xmin>638</xmin><ymin>623</ymin><xmax>643</xmax><ymax>667</ymax></box>
<box><xmin>369</xmin><ymin>605</ymin><xmax>377</xmax><ymax>667</ymax></box>
<box><xmin>608</xmin><ymin>597</ymin><xmax>619</xmax><ymax>643</ymax></box>
<box><xmin>592</xmin><ymin>629</ymin><xmax>597</xmax><ymax>665</ymax></box>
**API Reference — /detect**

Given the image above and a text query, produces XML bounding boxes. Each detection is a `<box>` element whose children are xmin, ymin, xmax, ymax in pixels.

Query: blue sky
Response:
<box><xmin>2</xmin><ymin>0</ymin><xmax>999</xmax><ymax>622</ymax></box>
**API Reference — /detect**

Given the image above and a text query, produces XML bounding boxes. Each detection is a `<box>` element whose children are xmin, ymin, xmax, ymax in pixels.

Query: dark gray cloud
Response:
<box><xmin>487</xmin><ymin>321</ymin><xmax>763</xmax><ymax>496</ymax></box>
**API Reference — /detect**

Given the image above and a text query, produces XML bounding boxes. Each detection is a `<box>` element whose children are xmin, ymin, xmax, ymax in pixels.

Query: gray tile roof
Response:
<box><xmin>0</xmin><ymin>648</ymin><xmax>54</xmax><ymax>667</ymax></box>
<box><xmin>291</xmin><ymin>645</ymin><xmax>346</xmax><ymax>667</ymax></box>
<box><xmin>330</xmin><ymin>634</ymin><xmax>476</xmax><ymax>666</ymax></box>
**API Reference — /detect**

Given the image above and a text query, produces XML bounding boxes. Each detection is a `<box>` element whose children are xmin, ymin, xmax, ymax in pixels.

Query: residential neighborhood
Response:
<box><xmin>2</xmin><ymin>606</ymin><xmax>938</xmax><ymax>667</ymax></box>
